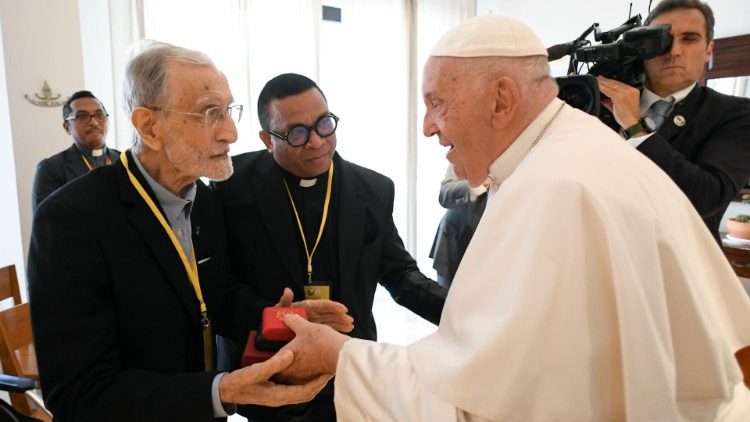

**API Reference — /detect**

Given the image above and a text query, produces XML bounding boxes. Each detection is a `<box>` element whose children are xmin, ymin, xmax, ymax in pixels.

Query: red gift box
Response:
<box><xmin>242</xmin><ymin>330</ymin><xmax>275</xmax><ymax>366</ymax></box>
<box><xmin>241</xmin><ymin>307</ymin><xmax>307</xmax><ymax>366</ymax></box>
<box><xmin>262</xmin><ymin>307</ymin><xmax>307</xmax><ymax>341</ymax></box>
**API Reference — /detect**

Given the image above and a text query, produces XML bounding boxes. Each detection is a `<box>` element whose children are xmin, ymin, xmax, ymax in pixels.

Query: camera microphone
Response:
<box><xmin>547</xmin><ymin>42</ymin><xmax>576</xmax><ymax>61</ymax></box>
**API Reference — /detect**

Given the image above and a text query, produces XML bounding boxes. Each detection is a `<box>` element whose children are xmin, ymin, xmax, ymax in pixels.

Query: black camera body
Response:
<box><xmin>550</xmin><ymin>14</ymin><xmax>672</xmax><ymax>128</ymax></box>
<box><xmin>576</xmin><ymin>23</ymin><xmax>673</xmax><ymax>87</ymax></box>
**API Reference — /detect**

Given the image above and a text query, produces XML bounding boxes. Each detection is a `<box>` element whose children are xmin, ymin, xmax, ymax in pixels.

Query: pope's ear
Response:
<box><xmin>490</xmin><ymin>76</ymin><xmax>520</xmax><ymax>129</ymax></box>
<box><xmin>131</xmin><ymin>107</ymin><xmax>164</xmax><ymax>151</ymax></box>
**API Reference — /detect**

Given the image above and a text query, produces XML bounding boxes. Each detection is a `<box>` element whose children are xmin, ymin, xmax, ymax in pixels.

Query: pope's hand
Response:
<box><xmin>274</xmin><ymin>314</ymin><xmax>350</xmax><ymax>384</ymax></box>
<box><xmin>219</xmin><ymin>349</ymin><xmax>331</xmax><ymax>406</ymax></box>
<box><xmin>275</xmin><ymin>287</ymin><xmax>354</xmax><ymax>333</ymax></box>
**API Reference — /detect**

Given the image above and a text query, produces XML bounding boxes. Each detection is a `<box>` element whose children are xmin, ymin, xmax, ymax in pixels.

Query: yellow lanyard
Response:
<box><xmin>120</xmin><ymin>150</ymin><xmax>213</xmax><ymax>371</ymax></box>
<box><xmin>82</xmin><ymin>153</ymin><xmax>112</xmax><ymax>171</ymax></box>
<box><xmin>283</xmin><ymin>162</ymin><xmax>334</xmax><ymax>283</ymax></box>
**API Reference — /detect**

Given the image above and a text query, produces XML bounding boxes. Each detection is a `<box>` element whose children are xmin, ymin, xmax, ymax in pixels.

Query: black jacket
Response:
<box><xmin>637</xmin><ymin>85</ymin><xmax>750</xmax><ymax>242</ymax></box>
<box><xmin>212</xmin><ymin>151</ymin><xmax>446</xmax><ymax>345</ymax></box>
<box><xmin>29</xmin><ymin>151</ymin><xmax>232</xmax><ymax>422</ymax></box>
<box><xmin>31</xmin><ymin>143</ymin><xmax>120</xmax><ymax>213</ymax></box>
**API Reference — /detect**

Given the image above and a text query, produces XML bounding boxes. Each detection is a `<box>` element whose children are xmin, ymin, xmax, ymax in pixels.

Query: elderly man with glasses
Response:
<box><xmin>28</xmin><ymin>44</ymin><xmax>331</xmax><ymax>422</ymax></box>
<box><xmin>211</xmin><ymin>72</ymin><xmax>447</xmax><ymax>422</ymax></box>
<box><xmin>31</xmin><ymin>90</ymin><xmax>120</xmax><ymax>213</ymax></box>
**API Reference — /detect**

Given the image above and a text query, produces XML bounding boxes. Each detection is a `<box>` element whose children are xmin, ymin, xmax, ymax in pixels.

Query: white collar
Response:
<box><xmin>299</xmin><ymin>178</ymin><xmax>317</xmax><ymax>188</ymax></box>
<box><xmin>487</xmin><ymin>98</ymin><xmax>565</xmax><ymax>192</ymax></box>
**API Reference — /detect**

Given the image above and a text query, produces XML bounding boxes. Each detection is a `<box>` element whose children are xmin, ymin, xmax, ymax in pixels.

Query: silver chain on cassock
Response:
<box><xmin>489</xmin><ymin>102</ymin><xmax>566</xmax><ymax>192</ymax></box>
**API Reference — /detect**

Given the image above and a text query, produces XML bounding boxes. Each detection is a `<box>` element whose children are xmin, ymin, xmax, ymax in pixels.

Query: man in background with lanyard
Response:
<box><xmin>28</xmin><ymin>43</ymin><xmax>330</xmax><ymax>422</ymax></box>
<box><xmin>211</xmin><ymin>73</ymin><xmax>447</xmax><ymax>421</ymax></box>
<box><xmin>31</xmin><ymin>90</ymin><xmax>120</xmax><ymax>213</ymax></box>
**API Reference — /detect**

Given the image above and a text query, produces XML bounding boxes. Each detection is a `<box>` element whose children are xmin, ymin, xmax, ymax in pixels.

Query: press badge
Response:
<box><xmin>304</xmin><ymin>283</ymin><xmax>330</xmax><ymax>300</ymax></box>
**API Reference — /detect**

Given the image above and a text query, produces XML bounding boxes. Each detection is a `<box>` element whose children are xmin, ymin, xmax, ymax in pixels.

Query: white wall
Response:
<box><xmin>79</xmin><ymin>0</ymin><xmax>120</xmax><ymax>148</ymax></box>
<box><xmin>0</xmin><ymin>15</ymin><xmax>26</xmax><ymax>303</ymax></box>
<box><xmin>0</xmin><ymin>0</ymin><xmax>85</xmax><ymax>295</ymax></box>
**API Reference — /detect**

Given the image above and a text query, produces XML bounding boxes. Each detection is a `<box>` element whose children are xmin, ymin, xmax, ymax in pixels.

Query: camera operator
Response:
<box><xmin>597</xmin><ymin>0</ymin><xmax>750</xmax><ymax>243</ymax></box>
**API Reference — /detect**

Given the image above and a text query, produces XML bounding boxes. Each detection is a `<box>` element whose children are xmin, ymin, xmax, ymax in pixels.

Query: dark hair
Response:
<box><xmin>62</xmin><ymin>90</ymin><xmax>106</xmax><ymax>121</ymax></box>
<box><xmin>645</xmin><ymin>0</ymin><xmax>715</xmax><ymax>41</ymax></box>
<box><xmin>257</xmin><ymin>73</ymin><xmax>326</xmax><ymax>131</ymax></box>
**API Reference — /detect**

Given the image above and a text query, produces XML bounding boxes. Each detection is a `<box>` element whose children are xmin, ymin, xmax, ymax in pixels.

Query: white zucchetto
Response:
<box><xmin>431</xmin><ymin>15</ymin><xmax>548</xmax><ymax>58</ymax></box>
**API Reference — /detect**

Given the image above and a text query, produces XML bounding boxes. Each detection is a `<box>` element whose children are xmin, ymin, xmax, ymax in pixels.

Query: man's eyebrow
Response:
<box><xmin>284</xmin><ymin>111</ymin><xmax>331</xmax><ymax>130</ymax></box>
<box><xmin>194</xmin><ymin>95</ymin><xmax>234</xmax><ymax>108</ymax></box>
<box><xmin>679</xmin><ymin>31</ymin><xmax>704</xmax><ymax>38</ymax></box>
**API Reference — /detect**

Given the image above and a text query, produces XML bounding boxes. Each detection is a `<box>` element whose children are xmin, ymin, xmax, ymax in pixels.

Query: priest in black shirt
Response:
<box><xmin>211</xmin><ymin>73</ymin><xmax>447</xmax><ymax>421</ymax></box>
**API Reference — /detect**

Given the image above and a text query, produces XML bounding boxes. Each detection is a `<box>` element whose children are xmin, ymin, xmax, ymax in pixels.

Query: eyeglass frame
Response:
<box><xmin>144</xmin><ymin>104</ymin><xmax>244</xmax><ymax>127</ymax></box>
<box><xmin>267</xmin><ymin>113</ymin><xmax>340</xmax><ymax>147</ymax></box>
<box><xmin>64</xmin><ymin>110</ymin><xmax>109</xmax><ymax>124</ymax></box>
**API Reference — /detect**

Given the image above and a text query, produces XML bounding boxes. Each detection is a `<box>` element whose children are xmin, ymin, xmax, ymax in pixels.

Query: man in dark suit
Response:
<box><xmin>211</xmin><ymin>73</ymin><xmax>447</xmax><ymax>421</ymax></box>
<box><xmin>31</xmin><ymin>90</ymin><xmax>120</xmax><ymax>213</ymax></box>
<box><xmin>429</xmin><ymin>164</ymin><xmax>488</xmax><ymax>288</ymax></box>
<box><xmin>597</xmin><ymin>0</ymin><xmax>750</xmax><ymax>242</ymax></box>
<box><xmin>28</xmin><ymin>43</ymin><xmax>330</xmax><ymax>422</ymax></box>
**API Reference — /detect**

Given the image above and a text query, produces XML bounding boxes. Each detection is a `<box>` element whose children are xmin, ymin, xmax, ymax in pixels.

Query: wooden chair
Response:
<box><xmin>0</xmin><ymin>265</ymin><xmax>50</xmax><ymax>421</ymax></box>
<box><xmin>0</xmin><ymin>265</ymin><xmax>22</xmax><ymax>306</ymax></box>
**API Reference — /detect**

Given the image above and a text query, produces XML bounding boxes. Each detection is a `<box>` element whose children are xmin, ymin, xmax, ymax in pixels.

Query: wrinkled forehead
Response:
<box><xmin>422</xmin><ymin>57</ymin><xmax>460</xmax><ymax>97</ymax></box>
<box><xmin>165</xmin><ymin>62</ymin><xmax>233</xmax><ymax>107</ymax></box>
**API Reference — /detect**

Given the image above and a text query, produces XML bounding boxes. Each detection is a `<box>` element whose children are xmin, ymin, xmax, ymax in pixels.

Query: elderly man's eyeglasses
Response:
<box><xmin>268</xmin><ymin>113</ymin><xmax>339</xmax><ymax>147</ymax></box>
<box><xmin>65</xmin><ymin>110</ymin><xmax>109</xmax><ymax>124</ymax></box>
<box><xmin>148</xmin><ymin>104</ymin><xmax>243</xmax><ymax>127</ymax></box>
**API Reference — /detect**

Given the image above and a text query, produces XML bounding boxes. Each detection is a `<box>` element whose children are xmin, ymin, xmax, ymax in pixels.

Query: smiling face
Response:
<box><xmin>261</xmin><ymin>88</ymin><xmax>336</xmax><ymax>178</ymax></box>
<box><xmin>160</xmin><ymin>62</ymin><xmax>237</xmax><ymax>182</ymax></box>
<box><xmin>64</xmin><ymin>97</ymin><xmax>108</xmax><ymax>150</ymax></box>
<box><xmin>422</xmin><ymin>57</ymin><xmax>498</xmax><ymax>187</ymax></box>
<box><xmin>644</xmin><ymin>8</ymin><xmax>714</xmax><ymax>97</ymax></box>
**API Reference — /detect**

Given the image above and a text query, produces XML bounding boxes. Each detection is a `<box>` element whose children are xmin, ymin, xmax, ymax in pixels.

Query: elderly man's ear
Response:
<box><xmin>491</xmin><ymin>76</ymin><xmax>520</xmax><ymax>129</ymax></box>
<box><xmin>131</xmin><ymin>108</ymin><xmax>165</xmax><ymax>151</ymax></box>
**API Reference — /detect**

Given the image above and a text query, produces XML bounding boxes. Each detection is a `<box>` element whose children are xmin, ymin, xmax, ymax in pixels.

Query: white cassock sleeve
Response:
<box><xmin>334</xmin><ymin>339</ymin><xmax>489</xmax><ymax>422</ymax></box>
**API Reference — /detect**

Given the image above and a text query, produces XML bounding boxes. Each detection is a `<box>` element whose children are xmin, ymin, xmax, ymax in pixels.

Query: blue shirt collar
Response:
<box><xmin>130</xmin><ymin>152</ymin><xmax>196</xmax><ymax>223</ymax></box>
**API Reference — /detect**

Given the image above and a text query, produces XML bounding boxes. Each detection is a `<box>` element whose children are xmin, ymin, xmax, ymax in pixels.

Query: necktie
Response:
<box><xmin>650</xmin><ymin>98</ymin><xmax>674</xmax><ymax>129</ymax></box>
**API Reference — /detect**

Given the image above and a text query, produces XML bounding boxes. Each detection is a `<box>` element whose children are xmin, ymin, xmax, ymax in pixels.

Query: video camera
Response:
<box><xmin>549</xmin><ymin>13</ymin><xmax>672</xmax><ymax>128</ymax></box>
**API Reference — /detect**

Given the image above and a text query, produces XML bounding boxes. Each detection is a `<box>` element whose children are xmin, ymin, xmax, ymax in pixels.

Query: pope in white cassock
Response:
<box><xmin>278</xmin><ymin>15</ymin><xmax>750</xmax><ymax>421</ymax></box>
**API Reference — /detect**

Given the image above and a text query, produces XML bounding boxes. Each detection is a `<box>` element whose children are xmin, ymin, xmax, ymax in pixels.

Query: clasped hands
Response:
<box><xmin>273</xmin><ymin>287</ymin><xmax>352</xmax><ymax>384</ymax></box>
<box><xmin>218</xmin><ymin>288</ymin><xmax>353</xmax><ymax>407</ymax></box>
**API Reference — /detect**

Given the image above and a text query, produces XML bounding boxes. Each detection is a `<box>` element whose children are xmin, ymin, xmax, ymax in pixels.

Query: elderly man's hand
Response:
<box><xmin>596</xmin><ymin>76</ymin><xmax>641</xmax><ymax>130</ymax></box>
<box><xmin>274</xmin><ymin>314</ymin><xmax>350</xmax><ymax>384</ymax></box>
<box><xmin>276</xmin><ymin>287</ymin><xmax>354</xmax><ymax>333</ymax></box>
<box><xmin>219</xmin><ymin>349</ymin><xmax>331</xmax><ymax>406</ymax></box>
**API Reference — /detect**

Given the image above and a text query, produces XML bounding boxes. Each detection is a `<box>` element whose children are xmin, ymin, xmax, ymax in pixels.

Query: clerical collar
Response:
<box><xmin>74</xmin><ymin>143</ymin><xmax>107</xmax><ymax>158</ymax></box>
<box><xmin>300</xmin><ymin>178</ymin><xmax>317</xmax><ymax>188</ymax></box>
<box><xmin>280</xmin><ymin>167</ymin><xmax>327</xmax><ymax>189</ymax></box>
<box><xmin>487</xmin><ymin>98</ymin><xmax>566</xmax><ymax>192</ymax></box>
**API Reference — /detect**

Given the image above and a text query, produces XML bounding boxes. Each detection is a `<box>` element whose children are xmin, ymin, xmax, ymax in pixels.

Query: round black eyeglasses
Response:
<box><xmin>268</xmin><ymin>113</ymin><xmax>339</xmax><ymax>147</ymax></box>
